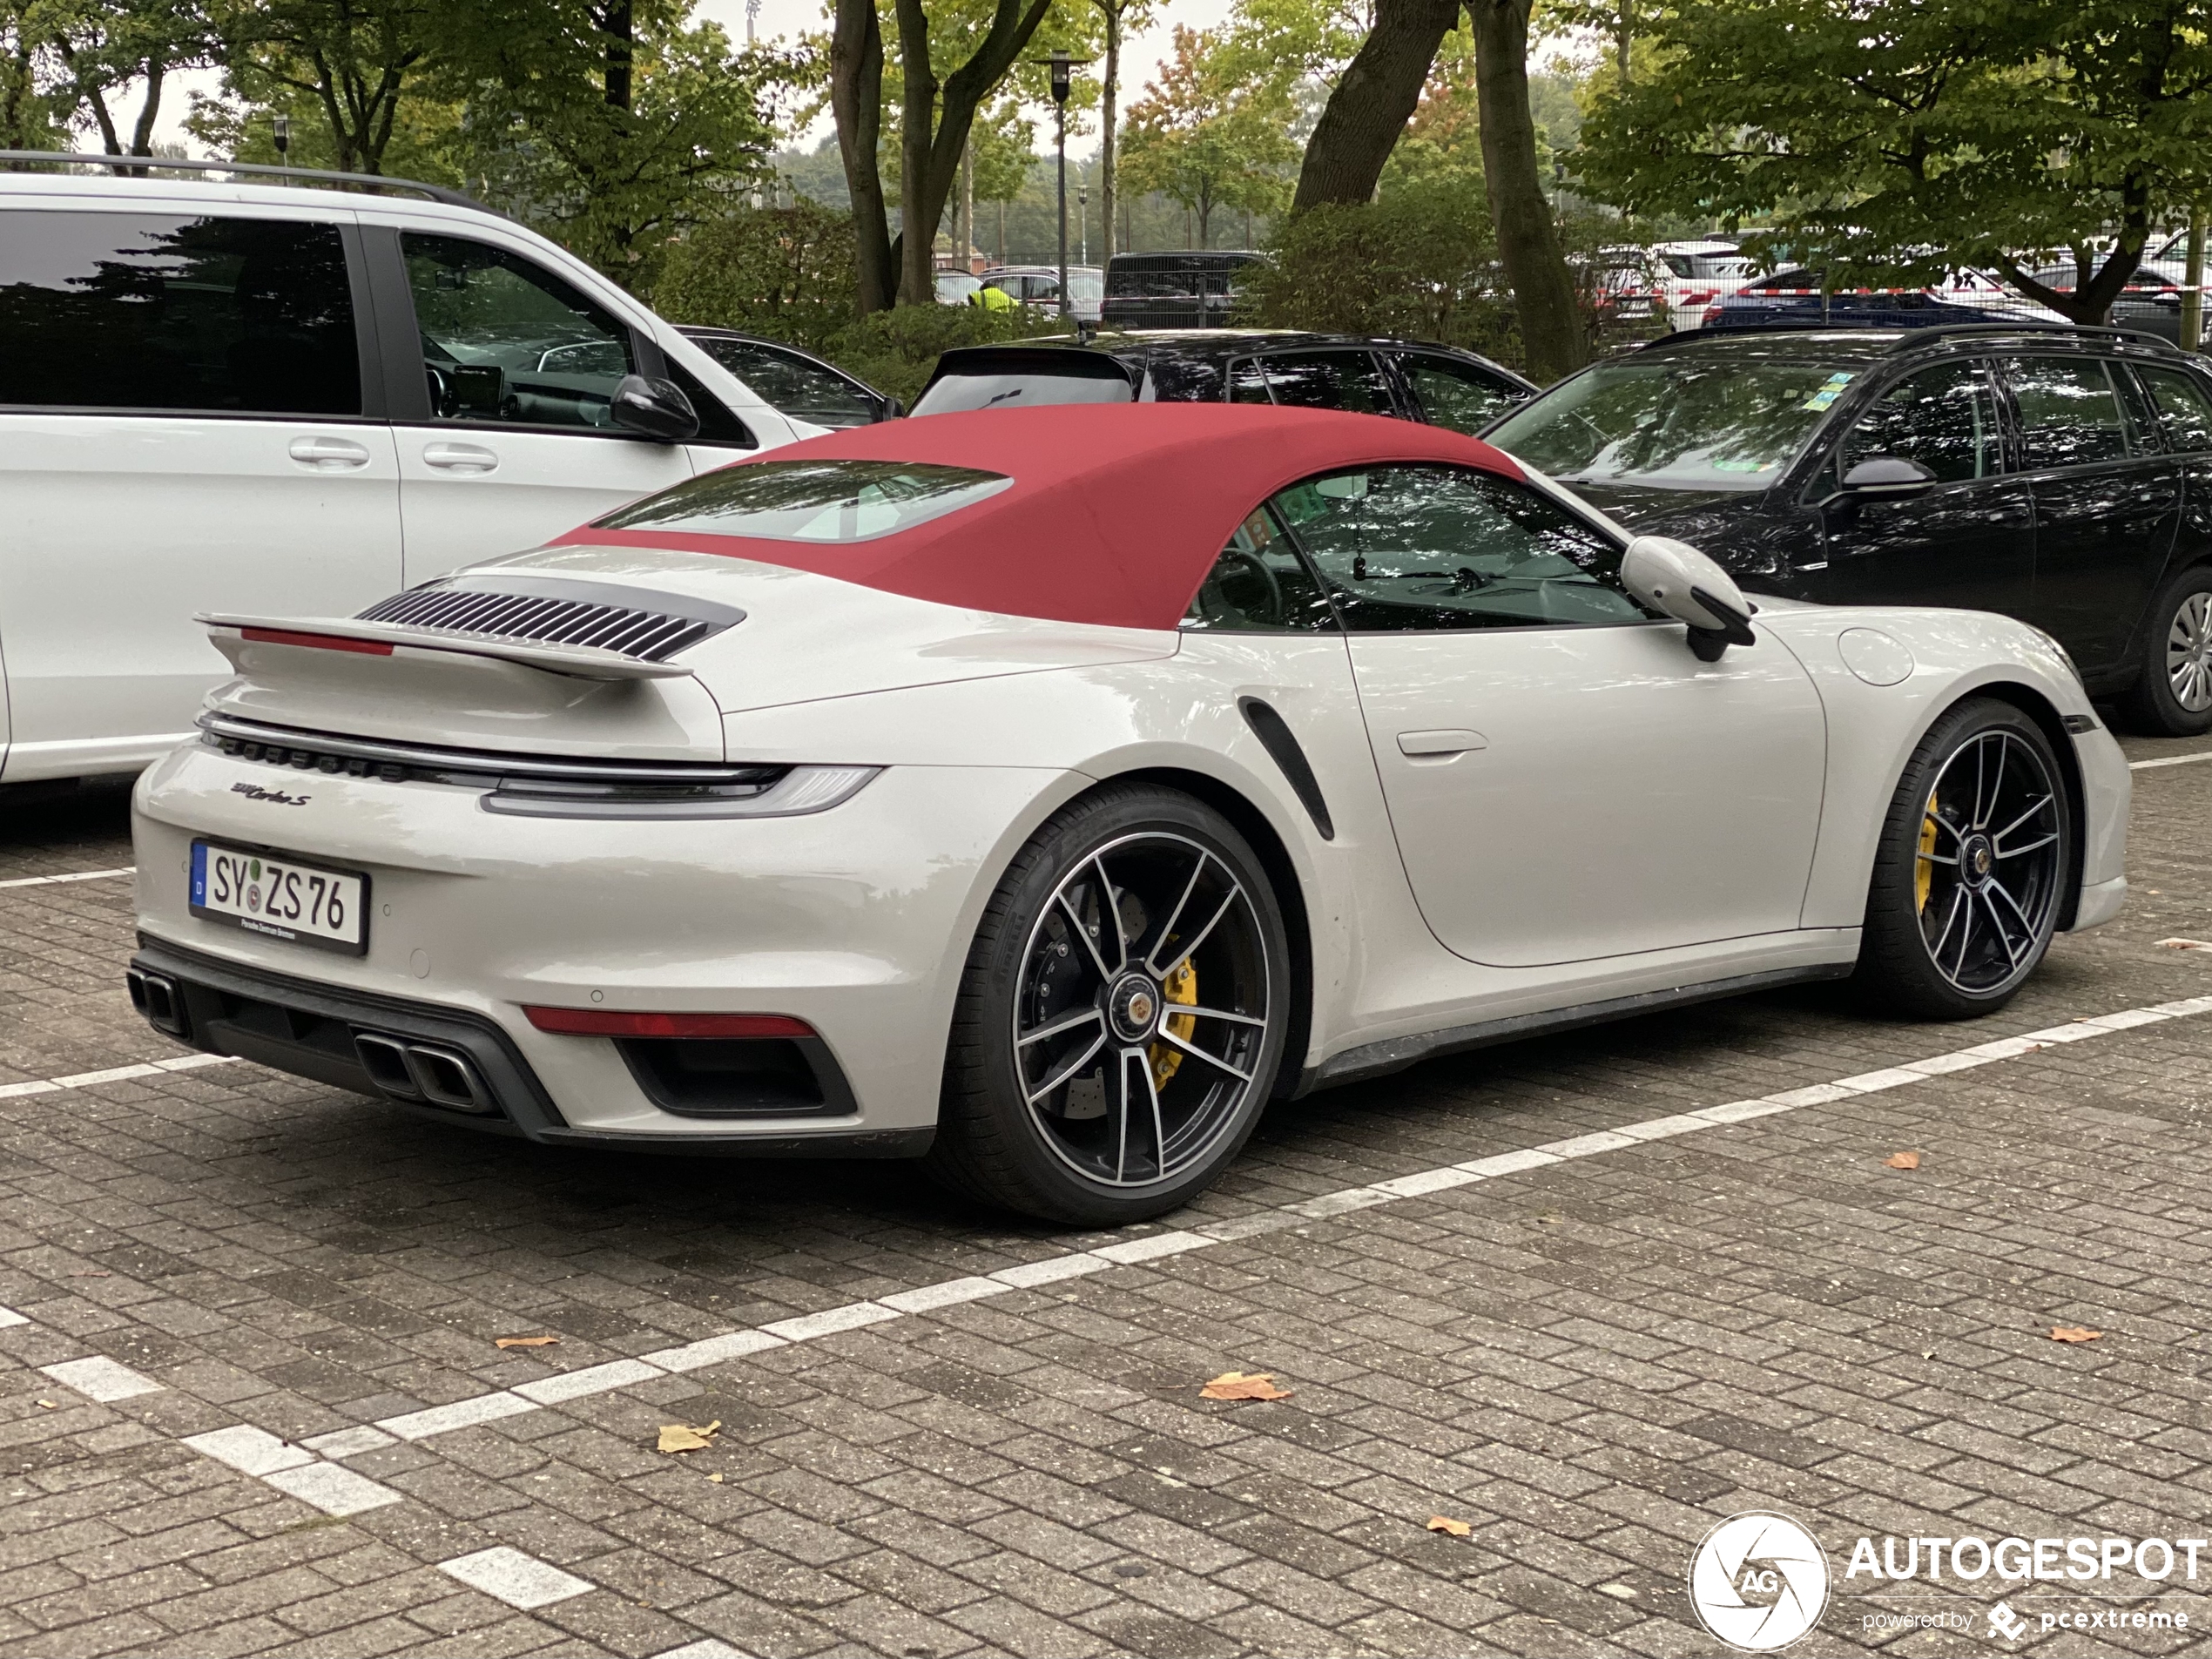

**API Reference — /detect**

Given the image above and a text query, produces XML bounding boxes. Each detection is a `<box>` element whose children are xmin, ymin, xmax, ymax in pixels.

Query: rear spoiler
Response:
<box><xmin>200</xmin><ymin>615</ymin><xmax>692</xmax><ymax>682</ymax></box>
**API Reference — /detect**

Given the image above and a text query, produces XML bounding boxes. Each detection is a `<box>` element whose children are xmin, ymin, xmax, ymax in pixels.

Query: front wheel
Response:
<box><xmin>1854</xmin><ymin>698</ymin><xmax>2071</xmax><ymax>1020</ymax></box>
<box><xmin>2121</xmin><ymin>566</ymin><xmax>2212</xmax><ymax>736</ymax></box>
<box><xmin>928</xmin><ymin>786</ymin><xmax>1291</xmax><ymax>1225</ymax></box>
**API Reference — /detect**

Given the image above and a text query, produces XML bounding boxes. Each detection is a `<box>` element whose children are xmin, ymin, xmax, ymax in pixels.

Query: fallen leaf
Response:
<box><xmin>34</xmin><ymin>1399</ymin><xmax>57</xmax><ymax>1411</ymax></box>
<box><xmin>1200</xmin><ymin>1371</ymin><xmax>1292</xmax><ymax>1401</ymax></box>
<box><xmin>707</xmin><ymin>1473</ymin><xmax>724</xmax><ymax>1484</ymax></box>
<box><xmin>1426</xmin><ymin>1514</ymin><xmax>1473</xmax><ymax>1538</ymax></box>
<box><xmin>1535</xmin><ymin>1210</ymin><xmax>1565</xmax><ymax>1225</ymax></box>
<box><xmin>2158</xmin><ymin>937</ymin><xmax>2212</xmax><ymax>951</ymax></box>
<box><xmin>1884</xmin><ymin>1151</ymin><xmax>1921</xmax><ymax>1170</ymax></box>
<box><xmin>2050</xmin><ymin>1325</ymin><xmax>2103</xmax><ymax>1344</ymax></box>
<box><xmin>495</xmin><ymin>1334</ymin><xmax>560</xmax><ymax>1349</ymax></box>
<box><xmin>657</xmin><ymin>1420</ymin><xmax>721</xmax><ymax>1453</ymax></box>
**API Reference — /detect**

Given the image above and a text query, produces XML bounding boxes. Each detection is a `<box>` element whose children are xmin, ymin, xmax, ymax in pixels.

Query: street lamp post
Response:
<box><xmin>1077</xmin><ymin>177</ymin><xmax>1089</xmax><ymax>266</ymax></box>
<box><xmin>272</xmin><ymin>114</ymin><xmax>289</xmax><ymax>159</ymax></box>
<box><xmin>1050</xmin><ymin>51</ymin><xmax>1071</xmax><ymax>325</ymax></box>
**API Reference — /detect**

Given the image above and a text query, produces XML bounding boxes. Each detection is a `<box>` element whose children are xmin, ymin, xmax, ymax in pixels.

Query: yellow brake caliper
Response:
<box><xmin>1150</xmin><ymin>958</ymin><xmax>1197</xmax><ymax>1089</ymax></box>
<box><xmin>1915</xmin><ymin>788</ymin><xmax>1939</xmax><ymax>914</ymax></box>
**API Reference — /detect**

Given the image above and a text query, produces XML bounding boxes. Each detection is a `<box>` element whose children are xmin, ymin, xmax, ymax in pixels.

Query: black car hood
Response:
<box><xmin>1562</xmin><ymin>481</ymin><xmax>1760</xmax><ymax>529</ymax></box>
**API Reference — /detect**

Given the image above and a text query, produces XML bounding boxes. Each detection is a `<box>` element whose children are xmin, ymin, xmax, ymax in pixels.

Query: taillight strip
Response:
<box><xmin>524</xmin><ymin>1007</ymin><xmax>817</xmax><ymax>1040</ymax></box>
<box><xmin>240</xmin><ymin>627</ymin><xmax>394</xmax><ymax>657</ymax></box>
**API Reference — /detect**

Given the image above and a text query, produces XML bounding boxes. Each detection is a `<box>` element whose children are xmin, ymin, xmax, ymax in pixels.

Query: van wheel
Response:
<box><xmin>2121</xmin><ymin>567</ymin><xmax>2212</xmax><ymax>736</ymax></box>
<box><xmin>928</xmin><ymin>786</ymin><xmax>1291</xmax><ymax>1226</ymax></box>
<box><xmin>1854</xmin><ymin>698</ymin><xmax>2070</xmax><ymax>1020</ymax></box>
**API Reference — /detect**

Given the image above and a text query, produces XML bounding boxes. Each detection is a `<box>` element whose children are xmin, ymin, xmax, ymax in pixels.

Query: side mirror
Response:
<box><xmin>877</xmin><ymin>395</ymin><xmax>906</xmax><ymax>421</ymax></box>
<box><xmin>610</xmin><ymin>374</ymin><xmax>699</xmax><ymax>442</ymax></box>
<box><xmin>1839</xmin><ymin>454</ymin><xmax>1938</xmax><ymax>499</ymax></box>
<box><xmin>1621</xmin><ymin>535</ymin><xmax>1758</xmax><ymax>663</ymax></box>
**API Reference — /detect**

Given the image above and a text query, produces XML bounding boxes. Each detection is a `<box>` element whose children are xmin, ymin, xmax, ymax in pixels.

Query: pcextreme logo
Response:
<box><xmin>1689</xmin><ymin>1512</ymin><xmax>1831</xmax><ymax>1652</ymax></box>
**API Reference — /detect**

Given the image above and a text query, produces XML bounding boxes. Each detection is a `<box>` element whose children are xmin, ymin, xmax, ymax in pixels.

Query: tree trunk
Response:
<box><xmin>892</xmin><ymin>0</ymin><xmax>1055</xmax><ymax>306</ymax></box>
<box><xmin>830</xmin><ymin>0</ymin><xmax>896</xmax><ymax>313</ymax></box>
<box><xmin>601</xmin><ymin>2</ymin><xmax>633</xmax><ymax>111</ymax></box>
<box><xmin>1615</xmin><ymin>0</ymin><xmax>1631</xmax><ymax>84</ymax></box>
<box><xmin>1468</xmin><ymin>0</ymin><xmax>1586</xmax><ymax>383</ymax></box>
<box><xmin>129</xmin><ymin>65</ymin><xmax>163</xmax><ymax>156</ymax></box>
<box><xmin>1098</xmin><ymin>1</ymin><xmax>1119</xmax><ymax>263</ymax></box>
<box><xmin>1291</xmin><ymin>0</ymin><xmax>1460</xmax><ymax>211</ymax></box>
<box><xmin>2183</xmin><ymin>203</ymin><xmax>2206</xmax><ymax>354</ymax></box>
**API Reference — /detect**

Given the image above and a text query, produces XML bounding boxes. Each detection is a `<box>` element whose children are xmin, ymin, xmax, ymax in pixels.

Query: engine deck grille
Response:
<box><xmin>355</xmin><ymin>588</ymin><xmax>717</xmax><ymax>662</ymax></box>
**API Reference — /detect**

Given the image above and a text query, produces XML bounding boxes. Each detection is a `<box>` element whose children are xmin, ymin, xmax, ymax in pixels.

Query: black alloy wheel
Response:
<box><xmin>930</xmin><ymin>786</ymin><xmax>1291</xmax><ymax>1225</ymax></box>
<box><xmin>2121</xmin><ymin>566</ymin><xmax>2212</xmax><ymax>737</ymax></box>
<box><xmin>1856</xmin><ymin>698</ymin><xmax>2071</xmax><ymax>1019</ymax></box>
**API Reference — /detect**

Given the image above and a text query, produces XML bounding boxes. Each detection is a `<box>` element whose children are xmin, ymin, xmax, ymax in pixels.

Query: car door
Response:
<box><xmin>1229</xmin><ymin>351</ymin><xmax>1404</xmax><ymax>420</ymax></box>
<box><xmin>1997</xmin><ymin>354</ymin><xmax>2182</xmax><ymax>673</ymax></box>
<box><xmin>1389</xmin><ymin>351</ymin><xmax>1527</xmax><ymax>435</ymax></box>
<box><xmin>1810</xmin><ymin>358</ymin><xmax>2036</xmax><ymax>620</ymax></box>
<box><xmin>1271</xmin><ymin>463</ymin><xmax>1826</xmax><ymax>967</ymax></box>
<box><xmin>686</xmin><ymin>335</ymin><xmax>884</xmax><ymax>428</ymax></box>
<box><xmin>386</xmin><ymin>229</ymin><xmax>698</xmax><ymax>585</ymax></box>
<box><xmin>0</xmin><ymin>205</ymin><xmax>401</xmax><ymax>782</ymax></box>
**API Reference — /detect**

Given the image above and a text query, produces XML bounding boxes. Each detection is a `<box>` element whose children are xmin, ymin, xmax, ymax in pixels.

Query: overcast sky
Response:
<box><xmin>152</xmin><ymin>0</ymin><xmax>1238</xmax><ymax>158</ymax></box>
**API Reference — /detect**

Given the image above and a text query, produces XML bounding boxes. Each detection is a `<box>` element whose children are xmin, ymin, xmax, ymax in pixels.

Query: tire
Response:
<box><xmin>2120</xmin><ymin>566</ymin><xmax>2212</xmax><ymax>736</ymax></box>
<box><xmin>1853</xmin><ymin>698</ymin><xmax>2072</xmax><ymax>1020</ymax></box>
<box><xmin>927</xmin><ymin>785</ymin><xmax>1292</xmax><ymax>1225</ymax></box>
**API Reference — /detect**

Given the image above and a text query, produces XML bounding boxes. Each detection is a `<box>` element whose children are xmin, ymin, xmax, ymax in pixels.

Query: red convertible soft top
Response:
<box><xmin>556</xmin><ymin>402</ymin><xmax>1525</xmax><ymax>631</ymax></box>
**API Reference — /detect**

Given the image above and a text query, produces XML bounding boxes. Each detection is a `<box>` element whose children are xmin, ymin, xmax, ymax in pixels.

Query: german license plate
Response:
<box><xmin>190</xmin><ymin>841</ymin><xmax>368</xmax><ymax>954</ymax></box>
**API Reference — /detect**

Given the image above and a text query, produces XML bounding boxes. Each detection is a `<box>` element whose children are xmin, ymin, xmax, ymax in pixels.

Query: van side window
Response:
<box><xmin>402</xmin><ymin>233</ymin><xmax>635</xmax><ymax>431</ymax></box>
<box><xmin>0</xmin><ymin>211</ymin><xmax>361</xmax><ymax>415</ymax></box>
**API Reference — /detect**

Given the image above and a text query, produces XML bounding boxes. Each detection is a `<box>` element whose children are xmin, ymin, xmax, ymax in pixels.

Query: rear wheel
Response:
<box><xmin>928</xmin><ymin>786</ymin><xmax>1291</xmax><ymax>1225</ymax></box>
<box><xmin>2121</xmin><ymin>566</ymin><xmax>2212</xmax><ymax>736</ymax></box>
<box><xmin>1854</xmin><ymin>698</ymin><xmax>2071</xmax><ymax>1020</ymax></box>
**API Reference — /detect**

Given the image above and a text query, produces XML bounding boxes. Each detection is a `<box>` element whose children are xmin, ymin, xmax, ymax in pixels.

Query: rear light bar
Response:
<box><xmin>524</xmin><ymin>1007</ymin><xmax>817</xmax><ymax>1040</ymax></box>
<box><xmin>241</xmin><ymin>626</ymin><xmax>393</xmax><ymax>657</ymax></box>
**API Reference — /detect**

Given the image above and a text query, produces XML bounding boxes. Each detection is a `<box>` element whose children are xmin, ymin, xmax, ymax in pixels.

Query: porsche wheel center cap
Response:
<box><xmin>1108</xmin><ymin>974</ymin><xmax>1161</xmax><ymax>1042</ymax></box>
<box><xmin>1960</xmin><ymin>833</ymin><xmax>1995</xmax><ymax>885</ymax></box>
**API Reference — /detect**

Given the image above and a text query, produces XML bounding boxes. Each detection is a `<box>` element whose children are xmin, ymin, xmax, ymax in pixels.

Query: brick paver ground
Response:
<box><xmin>3</xmin><ymin>742</ymin><xmax>2211</xmax><ymax>1658</ymax></box>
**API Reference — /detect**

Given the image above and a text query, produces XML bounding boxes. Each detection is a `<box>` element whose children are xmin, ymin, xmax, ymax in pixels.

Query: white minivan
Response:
<box><xmin>0</xmin><ymin>161</ymin><xmax>823</xmax><ymax>785</ymax></box>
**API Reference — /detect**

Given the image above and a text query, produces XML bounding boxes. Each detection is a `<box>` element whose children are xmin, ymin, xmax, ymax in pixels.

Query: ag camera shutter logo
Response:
<box><xmin>1689</xmin><ymin>1512</ymin><xmax>1831</xmax><ymax>1651</ymax></box>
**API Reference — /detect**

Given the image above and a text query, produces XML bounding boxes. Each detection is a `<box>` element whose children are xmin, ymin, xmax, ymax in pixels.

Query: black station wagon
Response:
<box><xmin>1486</xmin><ymin>324</ymin><xmax>2212</xmax><ymax>734</ymax></box>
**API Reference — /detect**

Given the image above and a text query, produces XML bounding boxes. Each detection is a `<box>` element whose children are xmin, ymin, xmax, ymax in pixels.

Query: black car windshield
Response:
<box><xmin>1487</xmin><ymin>356</ymin><xmax>1855</xmax><ymax>492</ymax></box>
<box><xmin>595</xmin><ymin>460</ymin><xmax>1011</xmax><ymax>542</ymax></box>
<box><xmin>910</xmin><ymin>370</ymin><xmax>1134</xmax><ymax>416</ymax></box>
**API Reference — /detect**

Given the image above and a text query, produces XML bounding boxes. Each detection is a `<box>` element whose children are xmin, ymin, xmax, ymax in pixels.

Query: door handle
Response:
<box><xmin>1397</xmin><ymin>729</ymin><xmax>1488</xmax><ymax>758</ymax></box>
<box><xmin>287</xmin><ymin>435</ymin><xmax>372</xmax><ymax>470</ymax></box>
<box><xmin>422</xmin><ymin>442</ymin><xmax>499</xmax><ymax>474</ymax></box>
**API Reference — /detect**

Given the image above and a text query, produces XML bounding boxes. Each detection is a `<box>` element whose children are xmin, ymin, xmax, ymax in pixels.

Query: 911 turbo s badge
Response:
<box><xmin>230</xmin><ymin>781</ymin><xmax>311</xmax><ymax>806</ymax></box>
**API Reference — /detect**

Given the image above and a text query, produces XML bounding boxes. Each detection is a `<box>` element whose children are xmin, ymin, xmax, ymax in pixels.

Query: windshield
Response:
<box><xmin>911</xmin><ymin>369</ymin><xmax>1133</xmax><ymax>416</ymax></box>
<box><xmin>1487</xmin><ymin>357</ymin><xmax>1851</xmax><ymax>492</ymax></box>
<box><xmin>596</xmin><ymin>460</ymin><xmax>1010</xmax><ymax>542</ymax></box>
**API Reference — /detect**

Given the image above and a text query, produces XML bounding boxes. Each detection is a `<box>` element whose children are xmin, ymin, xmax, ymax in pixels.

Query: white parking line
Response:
<box><xmin>2132</xmin><ymin>751</ymin><xmax>2212</xmax><ymax>770</ymax></box>
<box><xmin>440</xmin><ymin>1546</ymin><xmax>594</xmax><ymax>1610</ymax></box>
<box><xmin>0</xmin><ymin>867</ymin><xmax>134</xmax><ymax>889</ymax></box>
<box><xmin>38</xmin><ymin>1356</ymin><xmax>164</xmax><ymax>1402</ymax></box>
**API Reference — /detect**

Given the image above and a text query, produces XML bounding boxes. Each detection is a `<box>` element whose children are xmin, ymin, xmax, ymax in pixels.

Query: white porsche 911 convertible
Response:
<box><xmin>127</xmin><ymin>404</ymin><xmax>2128</xmax><ymax>1224</ymax></box>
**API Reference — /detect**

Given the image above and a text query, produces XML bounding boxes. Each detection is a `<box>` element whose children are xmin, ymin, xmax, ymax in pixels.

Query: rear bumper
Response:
<box><xmin>126</xmin><ymin>936</ymin><xmax>929</xmax><ymax>1157</ymax></box>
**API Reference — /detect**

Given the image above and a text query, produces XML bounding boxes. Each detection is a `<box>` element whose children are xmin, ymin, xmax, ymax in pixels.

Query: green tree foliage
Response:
<box><xmin>1118</xmin><ymin>24</ymin><xmax>1297</xmax><ymax>245</ymax></box>
<box><xmin>652</xmin><ymin>198</ymin><xmax>857</xmax><ymax>350</ymax></box>
<box><xmin>822</xmin><ymin>293</ymin><xmax>1042</xmax><ymax>401</ymax></box>
<box><xmin>27</xmin><ymin>0</ymin><xmax>211</xmax><ymax>154</ymax></box>
<box><xmin>1576</xmin><ymin>0</ymin><xmax>2212</xmax><ymax>322</ymax></box>
<box><xmin>205</xmin><ymin>0</ymin><xmax>435</xmax><ymax>174</ymax></box>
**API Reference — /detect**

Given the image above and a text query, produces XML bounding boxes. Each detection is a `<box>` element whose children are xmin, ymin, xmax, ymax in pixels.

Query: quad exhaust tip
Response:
<box><xmin>353</xmin><ymin>1031</ymin><xmax>496</xmax><ymax>1114</ymax></box>
<box><xmin>125</xmin><ymin>967</ymin><xmax>186</xmax><ymax>1036</ymax></box>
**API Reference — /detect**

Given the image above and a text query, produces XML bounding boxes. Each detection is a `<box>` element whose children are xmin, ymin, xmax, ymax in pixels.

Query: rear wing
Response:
<box><xmin>200</xmin><ymin>615</ymin><xmax>693</xmax><ymax>682</ymax></box>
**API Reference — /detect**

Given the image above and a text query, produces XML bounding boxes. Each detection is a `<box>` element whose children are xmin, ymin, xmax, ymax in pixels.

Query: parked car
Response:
<box><xmin>1654</xmin><ymin>239</ymin><xmax>1752</xmax><ymax>333</ymax></box>
<box><xmin>1484</xmin><ymin>322</ymin><xmax>2212</xmax><ymax>733</ymax></box>
<box><xmin>909</xmin><ymin>330</ymin><xmax>1537</xmax><ymax>435</ymax></box>
<box><xmin>677</xmin><ymin>327</ymin><xmax>898</xmax><ymax>428</ymax></box>
<box><xmin>1706</xmin><ymin>268</ymin><xmax>2067</xmax><ymax>331</ymax></box>
<box><xmin>934</xmin><ymin>270</ymin><xmax>982</xmax><ymax>306</ymax></box>
<box><xmin>979</xmin><ymin>265</ymin><xmax>1104</xmax><ymax>323</ymax></box>
<box><xmin>0</xmin><ymin>155</ymin><xmax>821</xmax><ymax>787</ymax></box>
<box><xmin>126</xmin><ymin>402</ymin><xmax>2124</xmax><ymax>1223</ymax></box>
<box><xmin>1101</xmin><ymin>251</ymin><xmax>1266</xmax><ymax>328</ymax></box>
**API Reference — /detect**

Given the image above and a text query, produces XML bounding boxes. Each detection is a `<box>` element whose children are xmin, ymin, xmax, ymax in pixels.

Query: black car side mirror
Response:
<box><xmin>1839</xmin><ymin>454</ymin><xmax>1938</xmax><ymax>500</ymax></box>
<box><xmin>877</xmin><ymin>395</ymin><xmax>906</xmax><ymax>421</ymax></box>
<box><xmin>610</xmin><ymin>374</ymin><xmax>699</xmax><ymax>442</ymax></box>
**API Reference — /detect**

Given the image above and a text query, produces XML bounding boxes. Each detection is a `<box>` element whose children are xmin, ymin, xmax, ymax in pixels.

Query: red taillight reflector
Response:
<box><xmin>523</xmin><ymin>1007</ymin><xmax>817</xmax><ymax>1040</ymax></box>
<box><xmin>240</xmin><ymin>626</ymin><xmax>393</xmax><ymax>657</ymax></box>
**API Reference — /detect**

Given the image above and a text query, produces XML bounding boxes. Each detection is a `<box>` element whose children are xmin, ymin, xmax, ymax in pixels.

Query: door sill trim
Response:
<box><xmin>1298</xmin><ymin>962</ymin><xmax>1855</xmax><ymax>1094</ymax></box>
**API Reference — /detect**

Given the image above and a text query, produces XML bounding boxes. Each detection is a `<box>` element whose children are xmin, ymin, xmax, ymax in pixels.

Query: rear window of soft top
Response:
<box><xmin>595</xmin><ymin>460</ymin><xmax>1011</xmax><ymax>543</ymax></box>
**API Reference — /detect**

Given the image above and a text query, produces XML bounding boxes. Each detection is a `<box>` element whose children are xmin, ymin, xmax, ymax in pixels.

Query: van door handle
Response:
<box><xmin>1397</xmin><ymin>729</ymin><xmax>1488</xmax><ymax>758</ymax></box>
<box><xmin>287</xmin><ymin>435</ymin><xmax>372</xmax><ymax>470</ymax></box>
<box><xmin>423</xmin><ymin>442</ymin><xmax>499</xmax><ymax>474</ymax></box>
